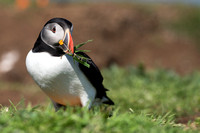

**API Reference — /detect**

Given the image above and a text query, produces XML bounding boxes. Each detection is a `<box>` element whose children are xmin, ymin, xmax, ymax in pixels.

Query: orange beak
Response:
<box><xmin>68</xmin><ymin>32</ymin><xmax>74</xmax><ymax>54</ymax></box>
<box><xmin>59</xmin><ymin>29</ymin><xmax>74</xmax><ymax>54</ymax></box>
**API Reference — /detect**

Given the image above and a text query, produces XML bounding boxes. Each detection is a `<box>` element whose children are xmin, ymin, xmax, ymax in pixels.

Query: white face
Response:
<box><xmin>41</xmin><ymin>23</ymin><xmax>65</xmax><ymax>46</ymax></box>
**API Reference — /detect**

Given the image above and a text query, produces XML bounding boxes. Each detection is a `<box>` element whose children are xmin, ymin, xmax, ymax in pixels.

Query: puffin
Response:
<box><xmin>26</xmin><ymin>18</ymin><xmax>114</xmax><ymax>110</ymax></box>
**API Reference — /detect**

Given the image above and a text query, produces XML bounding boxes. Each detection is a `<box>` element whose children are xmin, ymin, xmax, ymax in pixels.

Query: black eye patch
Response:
<box><xmin>51</xmin><ymin>26</ymin><xmax>56</xmax><ymax>33</ymax></box>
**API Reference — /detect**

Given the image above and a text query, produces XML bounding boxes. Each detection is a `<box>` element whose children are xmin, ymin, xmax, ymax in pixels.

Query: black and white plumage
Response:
<box><xmin>26</xmin><ymin>18</ymin><xmax>114</xmax><ymax>110</ymax></box>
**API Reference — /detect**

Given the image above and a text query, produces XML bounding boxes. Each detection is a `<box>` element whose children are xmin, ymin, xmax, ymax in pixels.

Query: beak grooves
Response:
<box><xmin>58</xmin><ymin>29</ymin><xmax>74</xmax><ymax>54</ymax></box>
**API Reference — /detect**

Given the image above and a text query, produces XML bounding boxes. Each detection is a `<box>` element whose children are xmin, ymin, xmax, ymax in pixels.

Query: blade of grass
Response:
<box><xmin>9</xmin><ymin>99</ymin><xmax>17</xmax><ymax>111</ymax></box>
<box><xmin>74</xmin><ymin>40</ymin><xmax>93</xmax><ymax>50</ymax></box>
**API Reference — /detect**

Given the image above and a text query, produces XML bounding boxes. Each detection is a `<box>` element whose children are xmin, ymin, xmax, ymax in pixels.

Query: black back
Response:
<box><xmin>77</xmin><ymin>52</ymin><xmax>114</xmax><ymax>105</ymax></box>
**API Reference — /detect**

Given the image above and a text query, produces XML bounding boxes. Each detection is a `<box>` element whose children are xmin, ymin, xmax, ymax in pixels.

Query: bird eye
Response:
<box><xmin>51</xmin><ymin>26</ymin><xmax>56</xmax><ymax>33</ymax></box>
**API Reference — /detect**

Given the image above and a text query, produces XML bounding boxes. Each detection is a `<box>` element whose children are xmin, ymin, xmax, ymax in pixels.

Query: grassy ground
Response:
<box><xmin>103</xmin><ymin>65</ymin><xmax>200</xmax><ymax>116</ymax></box>
<box><xmin>0</xmin><ymin>65</ymin><xmax>200</xmax><ymax>132</ymax></box>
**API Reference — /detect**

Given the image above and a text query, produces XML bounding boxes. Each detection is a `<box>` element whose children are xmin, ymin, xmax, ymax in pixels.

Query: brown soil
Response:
<box><xmin>0</xmin><ymin>89</ymin><xmax>46</xmax><ymax>106</ymax></box>
<box><xmin>176</xmin><ymin>113</ymin><xmax>200</xmax><ymax>124</ymax></box>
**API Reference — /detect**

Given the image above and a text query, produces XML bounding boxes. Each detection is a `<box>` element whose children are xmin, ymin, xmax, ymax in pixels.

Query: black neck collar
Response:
<box><xmin>32</xmin><ymin>35</ymin><xmax>65</xmax><ymax>57</ymax></box>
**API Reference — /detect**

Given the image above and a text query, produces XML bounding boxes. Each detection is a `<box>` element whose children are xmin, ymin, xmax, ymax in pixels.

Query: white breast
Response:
<box><xmin>25</xmin><ymin>50</ymin><xmax>96</xmax><ymax>107</ymax></box>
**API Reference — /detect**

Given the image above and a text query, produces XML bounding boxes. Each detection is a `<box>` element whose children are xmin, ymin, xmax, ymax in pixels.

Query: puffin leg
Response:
<box><xmin>52</xmin><ymin>100</ymin><xmax>66</xmax><ymax>111</ymax></box>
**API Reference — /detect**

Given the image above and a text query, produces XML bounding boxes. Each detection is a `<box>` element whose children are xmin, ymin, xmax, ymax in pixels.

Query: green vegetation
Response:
<box><xmin>68</xmin><ymin>40</ymin><xmax>92</xmax><ymax>68</ymax></box>
<box><xmin>103</xmin><ymin>65</ymin><xmax>200</xmax><ymax>116</ymax></box>
<box><xmin>0</xmin><ymin>65</ymin><xmax>200</xmax><ymax>132</ymax></box>
<box><xmin>0</xmin><ymin>105</ymin><xmax>191</xmax><ymax>133</ymax></box>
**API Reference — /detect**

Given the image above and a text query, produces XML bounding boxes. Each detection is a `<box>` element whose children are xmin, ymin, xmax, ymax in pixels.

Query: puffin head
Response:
<box><xmin>40</xmin><ymin>18</ymin><xmax>74</xmax><ymax>54</ymax></box>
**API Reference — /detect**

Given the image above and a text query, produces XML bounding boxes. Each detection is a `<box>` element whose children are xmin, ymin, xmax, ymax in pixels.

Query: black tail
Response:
<box><xmin>102</xmin><ymin>96</ymin><xmax>114</xmax><ymax>105</ymax></box>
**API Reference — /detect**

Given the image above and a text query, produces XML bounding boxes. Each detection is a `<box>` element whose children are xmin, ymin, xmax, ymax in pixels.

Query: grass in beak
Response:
<box><xmin>59</xmin><ymin>40</ymin><xmax>92</xmax><ymax>68</ymax></box>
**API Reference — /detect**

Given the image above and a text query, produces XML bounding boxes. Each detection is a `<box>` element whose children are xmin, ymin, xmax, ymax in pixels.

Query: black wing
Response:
<box><xmin>76</xmin><ymin>52</ymin><xmax>114</xmax><ymax>105</ymax></box>
<box><xmin>77</xmin><ymin>52</ymin><xmax>106</xmax><ymax>97</ymax></box>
